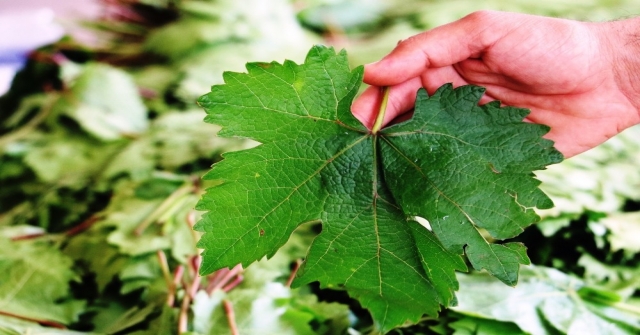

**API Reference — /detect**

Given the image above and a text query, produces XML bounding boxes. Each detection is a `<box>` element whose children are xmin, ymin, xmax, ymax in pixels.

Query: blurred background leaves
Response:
<box><xmin>1</xmin><ymin>0</ymin><xmax>640</xmax><ymax>334</ymax></box>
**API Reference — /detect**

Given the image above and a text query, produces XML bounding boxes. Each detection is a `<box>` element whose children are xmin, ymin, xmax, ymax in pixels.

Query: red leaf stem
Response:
<box><xmin>206</xmin><ymin>264</ymin><xmax>243</xmax><ymax>295</ymax></box>
<box><xmin>222</xmin><ymin>275</ymin><xmax>244</xmax><ymax>292</ymax></box>
<box><xmin>0</xmin><ymin>310</ymin><xmax>66</xmax><ymax>329</ymax></box>
<box><xmin>223</xmin><ymin>300</ymin><xmax>240</xmax><ymax>335</ymax></box>
<box><xmin>285</xmin><ymin>259</ymin><xmax>302</xmax><ymax>288</ymax></box>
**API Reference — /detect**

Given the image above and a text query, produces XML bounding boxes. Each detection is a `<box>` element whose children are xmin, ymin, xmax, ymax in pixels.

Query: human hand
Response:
<box><xmin>352</xmin><ymin>10</ymin><xmax>640</xmax><ymax>158</ymax></box>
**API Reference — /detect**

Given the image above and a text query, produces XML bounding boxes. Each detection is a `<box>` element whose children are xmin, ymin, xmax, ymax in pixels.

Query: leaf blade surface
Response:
<box><xmin>196</xmin><ymin>45</ymin><xmax>563</xmax><ymax>331</ymax></box>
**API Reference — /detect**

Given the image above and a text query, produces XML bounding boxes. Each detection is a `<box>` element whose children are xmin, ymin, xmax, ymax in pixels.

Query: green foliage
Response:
<box><xmin>0</xmin><ymin>314</ymin><xmax>90</xmax><ymax>335</ymax></box>
<box><xmin>448</xmin><ymin>316</ymin><xmax>525</xmax><ymax>335</ymax></box>
<box><xmin>0</xmin><ymin>239</ymin><xmax>84</xmax><ymax>324</ymax></box>
<box><xmin>1</xmin><ymin>0</ymin><xmax>640</xmax><ymax>333</ymax></box>
<box><xmin>191</xmin><ymin>284</ymin><xmax>350</xmax><ymax>334</ymax></box>
<box><xmin>55</xmin><ymin>63</ymin><xmax>148</xmax><ymax>141</ymax></box>
<box><xmin>196</xmin><ymin>45</ymin><xmax>562</xmax><ymax>331</ymax></box>
<box><xmin>453</xmin><ymin>266</ymin><xmax>640</xmax><ymax>335</ymax></box>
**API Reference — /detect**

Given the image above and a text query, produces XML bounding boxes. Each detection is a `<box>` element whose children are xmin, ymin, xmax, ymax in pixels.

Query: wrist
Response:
<box><xmin>600</xmin><ymin>17</ymin><xmax>640</xmax><ymax>120</ymax></box>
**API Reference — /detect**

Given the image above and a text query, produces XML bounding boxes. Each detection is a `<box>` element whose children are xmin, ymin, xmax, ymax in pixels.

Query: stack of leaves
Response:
<box><xmin>1</xmin><ymin>0</ymin><xmax>640</xmax><ymax>334</ymax></box>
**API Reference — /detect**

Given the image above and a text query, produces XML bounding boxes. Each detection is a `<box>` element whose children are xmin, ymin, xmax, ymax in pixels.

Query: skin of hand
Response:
<box><xmin>351</xmin><ymin>10</ymin><xmax>640</xmax><ymax>158</ymax></box>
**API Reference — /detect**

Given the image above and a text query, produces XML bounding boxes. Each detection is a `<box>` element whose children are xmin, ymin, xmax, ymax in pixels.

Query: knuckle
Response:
<box><xmin>463</xmin><ymin>10</ymin><xmax>499</xmax><ymax>25</ymax></box>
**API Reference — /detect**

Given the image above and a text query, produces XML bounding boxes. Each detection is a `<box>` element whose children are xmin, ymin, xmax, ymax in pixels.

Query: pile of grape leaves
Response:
<box><xmin>1</xmin><ymin>1</ymin><xmax>640</xmax><ymax>334</ymax></box>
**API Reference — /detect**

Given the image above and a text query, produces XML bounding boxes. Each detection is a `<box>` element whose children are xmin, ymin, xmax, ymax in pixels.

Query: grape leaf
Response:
<box><xmin>0</xmin><ymin>314</ymin><xmax>89</xmax><ymax>335</ymax></box>
<box><xmin>56</xmin><ymin>63</ymin><xmax>148</xmax><ymax>141</ymax></box>
<box><xmin>195</xmin><ymin>45</ymin><xmax>562</xmax><ymax>332</ymax></box>
<box><xmin>453</xmin><ymin>266</ymin><xmax>640</xmax><ymax>335</ymax></box>
<box><xmin>0</xmin><ymin>239</ymin><xmax>85</xmax><ymax>325</ymax></box>
<box><xmin>449</xmin><ymin>315</ymin><xmax>526</xmax><ymax>335</ymax></box>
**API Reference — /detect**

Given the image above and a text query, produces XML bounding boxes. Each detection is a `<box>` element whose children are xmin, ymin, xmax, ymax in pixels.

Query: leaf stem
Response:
<box><xmin>371</xmin><ymin>86</ymin><xmax>390</xmax><ymax>134</ymax></box>
<box><xmin>611</xmin><ymin>300</ymin><xmax>640</xmax><ymax>316</ymax></box>
<box><xmin>586</xmin><ymin>294</ymin><xmax>640</xmax><ymax>316</ymax></box>
<box><xmin>167</xmin><ymin>265</ymin><xmax>184</xmax><ymax>307</ymax></box>
<box><xmin>285</xmin><ymin>259</ymin><xmax>302</xmax><ymax>288</ymax></box>
<box><xmin>177</xmin><ymin>289</ymin><xmax>190</xmax><ymax>333</ymax></box>
<box><xmin>178</xmin><ymin>256</ymin><xmax>202</xmax><ymax>333</ymax></box>
<box><xmin>224</xmin><ymin>299</ymin><xmax>240</xmax><ymax>335</ymax></box>
<box><xmin>156</xmin><ymin>250</ymin><xmax>175</xmax><ymax>306</ymax></box>
<box><xmin>222</xmin><ymin>275</ymin><xmax>244</xmax><ymax>292</ymax></box>
<box><xmin>134</xmin><ymin>182</ymin><xmax>194</xmax><ymax>235</ymax></box>
<box><xmin>0</xmin><ymin>94</ymin><xmax>55</xmax><ymax>150</ymax></box>
<box><xmin>205</xmin><ymin>268</ymin><xmax>229</xmax><ymax>294</ymax></box>
<box><xmin>65</xmin><ymin>215</ymin><xmax>102</xmax><ymax>237</ymax></box>
<box><xmin>206</xmin><ymin>264</ymin><xmax>243</xmax><ymax>295</ymax></box>
<box><xmin>0</xmin><ymin>310</ymin><xmax>66</xmax><ymax>329</ymax></box>
<box><xmin>185</xmin><ymin>210</ymin><xmax>200</xmax><ymax>245</ymax></box>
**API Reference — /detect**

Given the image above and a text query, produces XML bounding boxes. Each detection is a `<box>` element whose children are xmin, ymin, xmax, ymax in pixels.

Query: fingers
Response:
<box><xmin>419</xmin><ymin>66</ymin><xmax>469</xmax><ymax>94</ymax></box>
<box><xmin>352</xmin><ymin>66</ymin><xmax>486</xmax><ymax>130</ymax></box>
<box><xmin>363</xmin><ymin>10</ymin><xmax>513</xmax><ymax>87</ymax></box>
<box><xmin>351</xmin><ymin>77</ymin><xmax>423</xmax><ymax>129</ymax></box>
<box><xmin>453</xmin><ymin>59</ymin><xmax>508</xmax><ymax>88</ymax></box>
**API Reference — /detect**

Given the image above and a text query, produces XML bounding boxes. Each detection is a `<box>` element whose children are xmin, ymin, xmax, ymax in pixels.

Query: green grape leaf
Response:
<box><xmin>449</xmin><ymin>315</ymin><xmax>526</xmax><ymax>335</ymax></box>
<box><xmin>0</xmin><ymin>239</ymin><xmax>85</xmax><ymax>325</ymax></box>
<box><xmin>453</xmin><ymin>266</ymin><xmax>640</xmax><ymax>335</ymax></box>
<box><xmin>195</xmin><ymin>45</ymin><xmax>562</xmax><ymax>332</ymax></box>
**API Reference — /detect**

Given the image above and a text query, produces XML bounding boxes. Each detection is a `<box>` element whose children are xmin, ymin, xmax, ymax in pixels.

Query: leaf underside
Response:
<box><xmin>195</xmin><ymin>45</ymin><xmax>563</xmax><ymax>332</ymax></box>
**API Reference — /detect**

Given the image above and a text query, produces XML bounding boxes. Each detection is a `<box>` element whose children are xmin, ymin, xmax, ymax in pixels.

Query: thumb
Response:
<box><xmin>352</xmin><ymin>77</ymin><xmax>423</xmax><ymax>129</ymax></box>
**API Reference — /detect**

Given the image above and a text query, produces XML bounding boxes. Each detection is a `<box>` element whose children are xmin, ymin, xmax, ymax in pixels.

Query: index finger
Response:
<box><xmin>364</xmin><ymin>10</ymin><xmax>515</xmax><ymax>87</ymax></box>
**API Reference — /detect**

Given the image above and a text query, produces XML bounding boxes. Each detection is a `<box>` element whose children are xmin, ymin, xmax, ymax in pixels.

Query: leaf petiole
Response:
<box><xmin>371</xmin><ymin>86</ymin><xmax>390</xmax><ymax>134</ymax></box>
